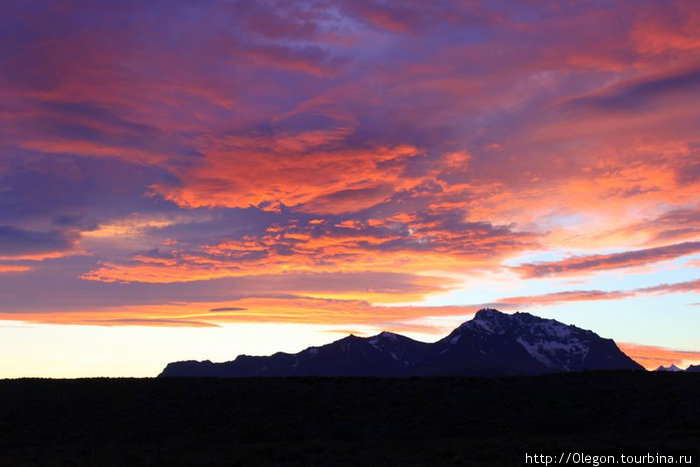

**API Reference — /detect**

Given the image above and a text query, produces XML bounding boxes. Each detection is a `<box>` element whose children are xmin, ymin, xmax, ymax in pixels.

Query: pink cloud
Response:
<box><xmin>515</xmin><ymin>242</ymin><xmax>700</xmax><ymax>278</ymax></box>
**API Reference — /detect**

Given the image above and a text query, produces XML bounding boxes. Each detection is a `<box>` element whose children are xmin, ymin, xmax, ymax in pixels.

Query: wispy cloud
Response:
<box><xmin>494</xmin><ymin>279</ymin><xmax>700</xmax><ymax>307</ymax></box>
<box><xmin>514</xmin><ymin>242</ymin><xmax>700</xmax><ymax>278</ymax></box>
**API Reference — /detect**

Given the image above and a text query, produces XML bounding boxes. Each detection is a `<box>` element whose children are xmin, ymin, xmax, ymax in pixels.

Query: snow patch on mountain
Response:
<box><xmin>517</xmin><ymin>337</ymin><xmax>554</xmax><ymax>368</ymax></box>
<box><xmin>465</xmin><ymin>318</ymin><xmax>495</xmax><ymax>334</ymax></box>
<box><xmin>517</xmin><ymin>337</ymin><xmax>590</xmax><ymax>371</ymax></box>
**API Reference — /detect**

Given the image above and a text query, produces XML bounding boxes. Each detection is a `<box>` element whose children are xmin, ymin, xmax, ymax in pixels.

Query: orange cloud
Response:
<box><xmin>151</xmin><ymin>141</ymin><xmax>424</xmax><ymax>213</ymax></box>
<box><xmin>78</xmin><ymin>201</ymin><xmax>537</xmax><ymax>285</ymax></box>
<box><xmin>80</xmin><ymin>261</ymin><xmax>460</xmax><ymax>304</ymax></box>
<box><xmin>0</xmin><ymin>297</ymin><xmax>479</xmax><ymax>329</ymax></box>
<box><xmin>0</xmin><ymin>265</ymin><xmax>31</xmax><ymax>273</ymax></box>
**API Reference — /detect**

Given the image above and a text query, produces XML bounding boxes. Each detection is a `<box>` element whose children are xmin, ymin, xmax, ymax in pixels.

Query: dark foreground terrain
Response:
<box><xmin>1</xmin><ymin>372</ymin><xmax>698</xmax><ymax>466</ymax></box>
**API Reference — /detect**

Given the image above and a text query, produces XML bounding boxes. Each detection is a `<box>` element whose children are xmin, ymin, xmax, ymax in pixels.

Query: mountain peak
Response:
<box><xmin>461</xmin><ymin>308</ymin><xmax>524</xmax><ymax>334</ymax></box>
<box><xmin>373</xmin><ymin>331</ymin><xmax>399</xmax><ymax>341</ymax></box>
<box><xmin>461</xmin><ymin>309</ymin><xmax>578</xmax><ymax>336</ymax></box>
<box><xmin>474</xmin><ymin>308</ymin><xmax>505</xmax><ymax>319</ymax></box>
<box><xmin>367</xmin><ymin>331</ymin><xmax>419</xmax><ymax>350</ymax></box>
<box><xmin>339</xmin><ymin>334</ymin><xmax>363</xmax><ymax>341</ymax></box>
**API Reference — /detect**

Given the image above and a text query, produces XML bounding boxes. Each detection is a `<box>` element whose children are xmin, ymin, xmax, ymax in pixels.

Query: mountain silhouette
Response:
<box><xmin>159</xmin><ymin>309</ymin><xmax>644</xmax><ymax>377</ymax></box>
<box><xmin>655</xmin><ymin>364</ymin><xmax>683</xmax><ymax>372</ymax></box>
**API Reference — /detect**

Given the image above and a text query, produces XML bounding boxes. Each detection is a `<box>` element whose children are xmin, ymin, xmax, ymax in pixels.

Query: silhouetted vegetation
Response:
<box><xmin>1</xmin><ymin>372</ymin><xmax>698</xmax><ymax>466</ymax></box>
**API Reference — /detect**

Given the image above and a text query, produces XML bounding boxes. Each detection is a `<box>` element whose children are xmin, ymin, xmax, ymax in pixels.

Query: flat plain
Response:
<box><xmin>1</xmin><ymin>372</ymin><xmax>698</xmax><ymax>466</ymax></box>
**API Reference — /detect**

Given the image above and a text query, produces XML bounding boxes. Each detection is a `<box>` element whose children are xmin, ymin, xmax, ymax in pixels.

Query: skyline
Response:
<box><xmin>1</xmin><ymin>0</ymin><xmax>699</xmax><ymax>377</ymax></box>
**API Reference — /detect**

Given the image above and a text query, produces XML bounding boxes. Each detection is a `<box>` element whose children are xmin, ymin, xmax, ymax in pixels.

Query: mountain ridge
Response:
<box><xmin>160</xmin><ymin>309</ymin><xmax>645</xmax><ymax>377</ymax></box>
<box><xmin>656</xmin><ymin>364</ymin><xmax>700</xmax><ymax>372</ymax></box>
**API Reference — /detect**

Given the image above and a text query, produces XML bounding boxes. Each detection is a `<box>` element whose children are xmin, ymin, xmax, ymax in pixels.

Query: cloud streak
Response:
<box><xmin>493</xmin><ymin>279</ymin><xmax>700</xmax><ymax>307</ymax></box>
<box><xmin>514</xmin><ymin>242</ymin><xmax>700</xmax><ymax>278</ymax></box>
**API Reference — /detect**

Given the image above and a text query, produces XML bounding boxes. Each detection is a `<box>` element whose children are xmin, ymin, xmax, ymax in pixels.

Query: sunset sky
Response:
<box><xmin>1</xmin><ymin>0</ymin><xmax>699</xmax><ymax>377</ymax></box>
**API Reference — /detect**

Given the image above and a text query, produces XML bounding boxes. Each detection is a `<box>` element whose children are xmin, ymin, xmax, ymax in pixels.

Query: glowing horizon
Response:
<box><xmin>1</xmin><ymin>0</ymin><xmax>698</xmax><ymax>376</ymax></box>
